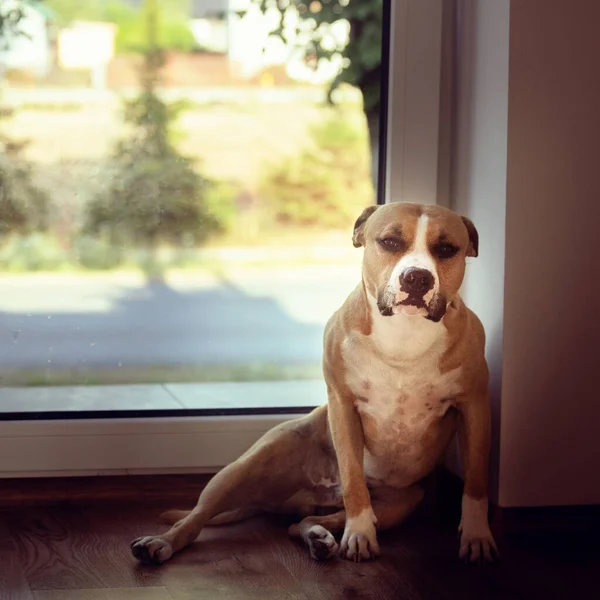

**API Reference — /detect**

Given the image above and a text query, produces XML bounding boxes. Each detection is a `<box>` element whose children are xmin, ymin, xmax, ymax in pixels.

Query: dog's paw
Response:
<box><xmin>131</xmin><ymin>536</ymin><xmax>173</xmax><ymax>565</ymax></box>
<box><xmin>458</xmin><ymin>524</ymin><xmax>499</xmax><ymax>565</ymax></box>
<box><xmin>458</xmin><ymin>496</ymin><xmax>499</xmax><ymax>565</ymax></box>
<box><xmin>340</xmin><ymin>509</ymin><xmax>380</xmax><ymax>562</ymax></box>
<box><xmin>307</xmin><ymin>525</ymin><xmax>339</xmax><ymax>561</ymax></box>
<box><xmin>340</xmin><ymin>531</ymin><xmax>380</xmax><ymax>562</ymax></box>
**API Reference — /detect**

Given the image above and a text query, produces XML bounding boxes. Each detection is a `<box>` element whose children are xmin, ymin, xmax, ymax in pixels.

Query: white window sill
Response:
<box><xmin>0</xmin><ymin>380</ymin><xmax>323</xmax><ymax>478</ymax></box>
<box><xmin>0</xmin><ymin>379</ymin><xmax>324</xmax><ymax>416</ymax></box>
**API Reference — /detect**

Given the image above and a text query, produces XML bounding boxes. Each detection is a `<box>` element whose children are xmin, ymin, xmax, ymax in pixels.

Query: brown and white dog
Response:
<box><xmin>131</xmin><ymin>202</ymin><xmax>498</xmax><ymax>565</ymax></box>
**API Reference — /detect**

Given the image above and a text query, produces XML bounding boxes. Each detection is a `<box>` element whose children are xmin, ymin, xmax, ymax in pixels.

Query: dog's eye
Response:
<box><xmin>378</xmin><ymin>237</ymin><xmax>404</xmax><ymax>251</ymax></box>
<box><xmin>433</xmin><ymin>243</ymin><xmax>459</xmax><ymax>259</ymax></box>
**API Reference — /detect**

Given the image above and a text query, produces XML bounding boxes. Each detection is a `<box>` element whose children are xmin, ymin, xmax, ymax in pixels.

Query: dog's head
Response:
<box><xmin>352</xmin><ymin>203</ymin><xmax>478</xmax><ymax>322</ymax></box>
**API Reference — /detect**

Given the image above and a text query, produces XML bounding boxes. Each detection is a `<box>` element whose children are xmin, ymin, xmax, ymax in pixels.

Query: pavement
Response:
<box><xmin>0</xmin><ymin>266</ymin><xmax>360</xmax><ymax>371</ymax></box>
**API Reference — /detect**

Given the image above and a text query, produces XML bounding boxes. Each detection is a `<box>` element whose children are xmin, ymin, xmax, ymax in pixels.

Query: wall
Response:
<box><xmin>451</xmin><ymin>0</ymin><xmax>600</xmax><ymax>508</ymax></box>
<box><xmin>499</xmin><ymin>0</ymin><xmax>600</xmax><ymax>507</ymax></box>
<box><xmin>450</xmin><ymin>0</ymin><xmax>510</xmax><ymax>503</ymax></box>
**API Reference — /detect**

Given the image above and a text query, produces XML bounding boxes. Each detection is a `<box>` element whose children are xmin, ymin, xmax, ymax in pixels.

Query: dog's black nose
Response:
<box><xmin>400</xmin><ymin>268</ymin><xmax>434</xmax><ymax>295</ymax></box>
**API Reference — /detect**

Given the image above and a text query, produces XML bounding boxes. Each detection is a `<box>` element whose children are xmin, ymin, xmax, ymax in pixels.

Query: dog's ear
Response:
<box><xmin>352</xmin><ymin>205</ymin><xmax>379</xmax><ymax>248</ymax></box>
<box><xmin>461</xmin><ymin>216</ymin><xmax>479</xmax><ymax>258</ymax></box>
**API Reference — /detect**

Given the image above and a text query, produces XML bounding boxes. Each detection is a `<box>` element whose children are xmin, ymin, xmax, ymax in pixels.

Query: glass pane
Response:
<box><xmin>0</xmin><ymin>0</ymin><xmax>387</xmax><ymax>416</ymax></box>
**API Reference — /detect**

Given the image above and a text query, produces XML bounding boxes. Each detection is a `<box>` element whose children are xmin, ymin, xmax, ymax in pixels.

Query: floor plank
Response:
<box><xmin>0</xmin><ymin>516</ymin><xmax>35</xmax><ymax>600</ymax></box>
<box><xmin>0</xmin><ymin>475</ymin><xmax>210</xmax><ymax>508</ymax></box>
<box><xmin>32</xmin><ymin>588</ymin><xmax>172</xmax><ymax>600</ymax></box>
<box><xmin>148</xmin><ymin>516</ymin><xmax>311</xmax><ymax>600</ymax></box>
<box><xmin>2</xmin><ymin>504</ymin><xmax>172</xmax><ymax>591</ymax></box>
<box><xmin>2</xmin><ymin>501</ymin><xmax>599</xmax><ymax>600</ymax></box>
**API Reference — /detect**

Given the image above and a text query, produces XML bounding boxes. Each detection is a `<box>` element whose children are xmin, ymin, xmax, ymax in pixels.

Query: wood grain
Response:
<box><xmin>1</xmin><ymin>480</ymin><xmax>599</xmax><ymax>600</ymax></box>
<box><xmin>0</xmin><ymin>515</ymin><xmax>34</xmax><ymax>600</ymax></box>
<box><xmin>0</xmin><ymin>475</ymin><xmax>211</xmax><ymax>508</ymax></box>
<box><xmin>33</xmin><ymin>588</ymin><xmax>172</xmax><ymax>600</ymax></box>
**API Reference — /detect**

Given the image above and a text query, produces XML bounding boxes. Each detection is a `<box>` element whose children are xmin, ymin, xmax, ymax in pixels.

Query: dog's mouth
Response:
<box><xmin>377</xmin><ymin>290</ymin><xmax>448</xmax><ymax>322</ymax></box>
<box><xmin>423</xmin><ymin>293</ymin><xmax>448</xmax><ymax>322</ymax></box>
<box><xmin>397</xmin><ymin>294</ymin><xmax>427</xmax><ymax>309</ymax></box>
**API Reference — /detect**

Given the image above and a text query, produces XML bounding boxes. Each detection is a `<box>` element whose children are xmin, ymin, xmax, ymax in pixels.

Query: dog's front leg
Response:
<box><xmin>457</xmin><ymin>391</ymin><xmax>499</xmax><ymax>564</ymax></box>
<box><xmin>327</xmin><ymin>384</ymin><xmax>379</xmax><ymax>562</ymax></box>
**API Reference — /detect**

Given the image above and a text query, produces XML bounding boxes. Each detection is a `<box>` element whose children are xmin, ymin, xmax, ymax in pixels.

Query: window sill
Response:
<box><xmin>0</xmin><ymin>380</ymin><xmax>324</xmax><ymax>419</ymax></box>
<box><xmin>0</xmin><ymin>380</ymin><xmax>323</xmax><ymax>478</ymax></box>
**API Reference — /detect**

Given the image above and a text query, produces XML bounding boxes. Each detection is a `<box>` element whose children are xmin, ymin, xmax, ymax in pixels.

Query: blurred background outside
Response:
<box><xmin>0</xmin><ymin>0</ymin><xmax>384</xmax><ymax>389</ymax></box>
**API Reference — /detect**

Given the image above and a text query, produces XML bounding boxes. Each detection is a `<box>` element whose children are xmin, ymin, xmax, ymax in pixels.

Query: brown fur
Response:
<box><xmin>130</xmin><ymin>203</ymin><xmax>496</xmax><ymax>566</ymax></box>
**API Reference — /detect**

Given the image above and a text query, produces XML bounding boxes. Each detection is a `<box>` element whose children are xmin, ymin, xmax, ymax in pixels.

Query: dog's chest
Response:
<box><xmin>341</xmin><ymin>329</ymin><xmax>462</xmax><ymax>482</ymax></box>
<box><xmin>345</xmin><ymin>344</ymin><xmax>461</xmax><ymax>425</ymax></box>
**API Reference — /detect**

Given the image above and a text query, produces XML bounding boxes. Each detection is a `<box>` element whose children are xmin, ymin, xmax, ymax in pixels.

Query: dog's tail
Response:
<box><xmin>160</xmin><ymin>507</ymin><xmax>261</xmax><ymax>527</ymax></box>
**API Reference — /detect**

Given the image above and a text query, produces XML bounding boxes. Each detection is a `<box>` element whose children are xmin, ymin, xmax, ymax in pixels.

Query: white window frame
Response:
<box><xmin>385</xmin><ymin>0</ymin><xmax>445</xmax><ymax>206</ymax></box>
<box><xmin>0</xmin><ymin>0</ymin><xmax>446</xmax><ymax>478</ymax></box>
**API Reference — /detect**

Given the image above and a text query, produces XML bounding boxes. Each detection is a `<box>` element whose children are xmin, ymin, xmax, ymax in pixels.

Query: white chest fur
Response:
<box><xmin>342</xmin><ymin>328</ymin><xmax>461</xmax><ymax>420</ymax></box>
<box><xmin>341</xmin><ymin>302</ymin><xmax>463</xmax><ymax>483</ymax></box>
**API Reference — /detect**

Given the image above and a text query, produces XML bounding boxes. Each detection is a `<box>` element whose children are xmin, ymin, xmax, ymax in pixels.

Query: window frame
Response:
<box><xmin>0</xmin><ymin>0</ymin><xmax>447</xmax><ymax>478</ymax></box>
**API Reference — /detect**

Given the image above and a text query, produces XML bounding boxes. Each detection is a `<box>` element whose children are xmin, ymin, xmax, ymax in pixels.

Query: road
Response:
<box><xmin>0</xmin><ymin>268</ymin><xmax>359</xmax><ymax>370</ymax></box>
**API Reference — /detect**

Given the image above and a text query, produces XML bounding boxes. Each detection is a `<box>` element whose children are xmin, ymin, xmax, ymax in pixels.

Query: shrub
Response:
<box><xmin>259</xmin><ymin>111</ymin><xmax>374</xmax><ymax>229</ymax></box>
<box><xmin>84</xmin><ymin>149</ymin><xmax>220</xmax><ymax>248</ymax></box>
<box><xmin>0</xmin><ymin>233</ymin><xmax>66</xmax><ymax>272</ymax></box>
<box><xmin>0</xmin><ymin>156</ymin><xmax>49</xmax><ymax>236</ymax></box>
<box><xmin>203</xmin><ymin>181</ymin><xmax>239</xmax><ymax>236</ymax></box>
<box><xmin>72</xmin><ymin>235</ymin><xmax>124</xmax><ymax>270</ymax></box>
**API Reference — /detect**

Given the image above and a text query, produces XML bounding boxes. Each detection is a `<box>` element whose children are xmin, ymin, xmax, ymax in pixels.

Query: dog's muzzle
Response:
<box><xmin>397</xmin><ymin>267</ymin><xmax>434</xmax><ymax>311</ymax></box>
<box><xmin>377</xmin><ymin>267</ymin><xmax>448</xmax><ymax>322</ymax></box>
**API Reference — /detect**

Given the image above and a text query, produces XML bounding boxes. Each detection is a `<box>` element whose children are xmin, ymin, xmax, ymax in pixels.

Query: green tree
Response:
<box><xmin>45</xmin><ymin>0</ymin><xmax>197</xmax><ymax>52</ymax></box>
<box><xmin>0</xmin><ymin>0</ymin><xmax>49</xmax><ymax>237</ymax></box>
<box><xmin>0</xmin><ymin>0</ymin><xmax>33</xmax><ymax>41</ymax></box>
<box><xmin>108</xmin><ymin>0</ymin><xmax>197</xmax><ymax>53</ymax></box>
<box><xmin>42</xmin><ymin>0</ymin><xmax>106</xmax><ymax>24</ymax></box>
<box><xmin>83</xmin><ymin>0</ymin><xmax>220</xmax><ymax>272</ymax></box>
<box><xmin>0</xmin><ymin>116</ymin><xmax>49</xmax><ymax>236</ymax></box>
<box><xmin>247</xmin><ymin>0</ymin><xmax>383</xmax><ymax>185</ymax></box>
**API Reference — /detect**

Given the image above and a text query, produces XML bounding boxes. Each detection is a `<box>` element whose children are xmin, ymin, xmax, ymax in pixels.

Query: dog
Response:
<box><xmin>131</xmin><ymin>202</ymin><xmax>498</xmax><ymax>565</ymax></box>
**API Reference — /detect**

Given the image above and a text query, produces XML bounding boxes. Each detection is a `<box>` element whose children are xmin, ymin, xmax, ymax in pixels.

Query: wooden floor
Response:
<box><xmin>1</xmin><ymin>495</ymin><xmax>599</xmax><ymax>600</ymax></box>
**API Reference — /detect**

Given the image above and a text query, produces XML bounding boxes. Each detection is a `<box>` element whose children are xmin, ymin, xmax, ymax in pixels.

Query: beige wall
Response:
<box><xmin>500</xmin><ymin>0</ymin><xmax>600</xmax><ymax>507</ymax></box>
<box><xmin>452</xmin><ymin>0</ymin><xmax>600</xmax><ymax>507</ymax></box>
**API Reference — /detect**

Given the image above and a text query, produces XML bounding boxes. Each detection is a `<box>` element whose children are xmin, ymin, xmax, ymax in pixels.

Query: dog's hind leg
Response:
<box><xmin>161</xmin><ymin>506</ymin><xmax>263</xmax><ymax>527</ymax></box>
<box><xmin>131</xmin><ymin>420</ymin><xmax>310</xmax><ymax>565</ymax></box>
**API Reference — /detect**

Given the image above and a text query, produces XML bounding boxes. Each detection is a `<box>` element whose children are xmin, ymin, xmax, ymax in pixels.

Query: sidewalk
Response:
<box><xmin>0</xmin><ymin>379</ymin><xmax>326</xmax><ymax>415</ymax></box>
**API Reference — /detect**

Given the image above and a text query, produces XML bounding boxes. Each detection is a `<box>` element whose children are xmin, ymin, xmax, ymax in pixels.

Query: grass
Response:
<box><xmin>20</xmin><ymin>102</ymin><xmax>84</xmax><ymax>112</ymax></box>
<box><xmin>0</xmin><ymin>254</ymin><xmax>360</xmax><ymax>278</ymax></box>
<box><xmin>0</xmin><ymin>228</ymin><xmax>362</xmax><ymax>276</ymax></box>
<box><xmin>0</xmin><ymin>363</ymin><xmax>324</xmax><ymax>388</ymax></box>
<box><xmin>8</xmin><ymin>101</ymin><xmax>367</xmax><ymax>193</ymax></box>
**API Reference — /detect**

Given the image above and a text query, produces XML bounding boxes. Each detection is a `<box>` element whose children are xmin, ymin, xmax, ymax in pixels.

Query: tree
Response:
<box><xmin>42</xmin><ymin>0</ymin><xmax>105</xmax><ymax>24</ymax></box>
<box><xmin>83</xmin><ymin>0</ymin><xmax>220</xmax><ymax>271</ymax></box>
<box><xmin>0</xmin><ymin>116</ymin><xmax>49</xmax><ymax>236</ymax></box>
<box><xmin>45</xmin><ymin>0</ymin><xmax>197</xmax><ymax>52</ymax></box>
<box><xmin>247</xmin><ymin>0</ymin><xmax>383</xmax><ymax>186</ymax></box>
<box><xmin>107</xmin><ymin>0</ymin><xmax>197</xmax><ymax>53</ymax></box>
<box><xmin>0</xmin><ymin>0</ymin><xmax>33</xmax><ymax>42</ymax></box>
<box><xmin>0</xmin><ymin>0</ymin><xmax>49</xmax><ymax>237</ymax></box>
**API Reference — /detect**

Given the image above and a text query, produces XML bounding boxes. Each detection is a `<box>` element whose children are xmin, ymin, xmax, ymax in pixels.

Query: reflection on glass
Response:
<box><xmin>0</xmin><ymin>0</ymin><xmax>383</xmax><ymax>399</ymax></box>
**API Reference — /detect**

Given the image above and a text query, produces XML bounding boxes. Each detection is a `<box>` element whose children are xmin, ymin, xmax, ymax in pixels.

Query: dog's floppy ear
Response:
<box><xmin>352</xmin><ymin>205</ymin><xmax>379</xmax><ymax>248</ymax></box>
<box><xmin>461</xmin><ymin>216</ymin><xmax>479</xmax><ymax>258</ymax></box>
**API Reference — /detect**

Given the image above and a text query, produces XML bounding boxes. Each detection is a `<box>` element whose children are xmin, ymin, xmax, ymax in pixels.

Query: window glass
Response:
<box><xmin>0</xmin><ymin>0</ymin><xmax>386</xmax><ymax>413</ymax></box>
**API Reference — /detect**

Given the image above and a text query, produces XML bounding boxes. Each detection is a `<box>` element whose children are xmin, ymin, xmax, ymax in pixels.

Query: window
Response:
<box><xmin>0</xmin><ymin>0</ymin><xmax>445</xmax><ymax>476</ymax></box>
